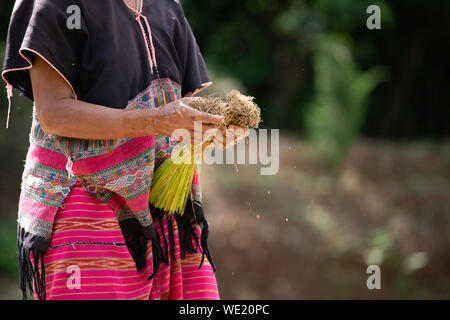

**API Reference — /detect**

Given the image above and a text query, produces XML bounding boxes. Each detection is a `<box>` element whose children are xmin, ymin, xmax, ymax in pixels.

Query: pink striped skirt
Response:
<box><xmin>41</xmin><ymin>182</ymin><xmax>219</xmax><ymax>300</ymax></box>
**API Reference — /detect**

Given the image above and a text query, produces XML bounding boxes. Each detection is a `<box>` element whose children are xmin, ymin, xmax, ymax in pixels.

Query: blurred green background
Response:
<box><xmin>1</xmin><ymin>0</ymin><xmax>449</xmax><ymax>299</ymax></box>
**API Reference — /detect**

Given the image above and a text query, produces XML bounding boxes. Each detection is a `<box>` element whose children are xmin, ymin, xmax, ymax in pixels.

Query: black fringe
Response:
<box><xmin>18</xmin><ymin>228</ymin><xmax>47</xmax><ymax>300</ymax></box>
<box><xmin>198</xmin><ymin>217</ymin><xmax>216</xmax><ymax>272</ymax></box>
<box><xmin>124</xmin><ymin>232</ymin><xmax>148</xmax><ymax>272</ymax></box>
<box><xmin>183</xmin><ymin>198</ymin><xmax>216</xmax><ymax>271</ymax></box>
<box><xmin>18</xmin><ymin>219</ymin><xmax>166</xmax><ymax>300</ymax></box>
<box><xmin>147</xmin><ymin>231</ymin><xmax>162</xmax><ymax>280</ymax></box>
<box><xmin>120</xmin><ymin>219</ymin><xmax>165</xmax><ymax>281</ymax></box>
<box><xmin>17</xmin><ymin>199</ymin><xmax>215</xmax><ymax>301</ymax></box>
<box><xmin>120</xmin><ymin>218</ymin><xmax>157</xmax><ymax>273</ymax></box>
<box><xmin>150</xmin><ymin>198</ymin><xmax>216</xmax><ymax>272</ymax></box>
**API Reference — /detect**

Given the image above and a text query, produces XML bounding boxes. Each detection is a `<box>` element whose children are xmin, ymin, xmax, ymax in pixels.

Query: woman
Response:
<box><xmin>2</xmin><ymin>0</ymin><xmax>245</xmax><ymax>300</ymax></box>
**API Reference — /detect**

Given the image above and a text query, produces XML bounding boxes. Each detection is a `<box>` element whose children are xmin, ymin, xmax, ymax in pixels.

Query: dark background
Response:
<box><xmin>0</xmin><ymin>0</ymin><xmax>449</xmax><ymax>299</ymax></box>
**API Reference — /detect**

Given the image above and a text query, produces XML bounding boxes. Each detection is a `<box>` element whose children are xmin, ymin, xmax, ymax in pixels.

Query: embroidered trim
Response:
<box><xmin>51</xmin><ymin>241</ymin><xmax>127</xmax><ymax>250</ymax></box>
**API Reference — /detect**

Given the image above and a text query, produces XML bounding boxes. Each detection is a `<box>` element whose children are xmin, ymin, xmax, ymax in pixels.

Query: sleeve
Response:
<box><xmin>2</xmin><ymin>0</ymin><xmax>88</xmax><ymax>101</ymax></box>
<box><xmin>174</xmin><ymin>4</ymin><xmax>212</xmax><ymax>96</ymax></box>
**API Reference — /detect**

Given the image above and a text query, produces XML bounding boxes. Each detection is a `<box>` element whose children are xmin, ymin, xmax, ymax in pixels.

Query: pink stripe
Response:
<box><xmin>47</xmin><ymin>265</ymin><xmax>152</xmax><ymax>281</ymax></box>
<box><xmin>47</xmin><ymin>285</ymin><xmax>151</xmax><ymax>300</ymax></box>
<box><xmin>19</xmin><ymin>194</ymin><xmax>59</xmax><ymax>221</ymax></box>
<box><xmin>136</xmin><ymin>17</ymin><xmax>154</xmax><ymax>74</ymax></box>
<box><xmin>45</xmin><ymin>251</ymin><xmax>136</xmax><ymax>264</ymax></box>
<box><xmin>51</xmin><ymin>232</ymin><xmax>125</xmax><ymax>242</ymax></box>
<box><xmin>190</xmin><ymin>81</ymin><xmax>213</xmax><ymax>96</ymax></box>
<box><xmin>119</xmin><ymin>192</ymin><xmax>151</xmax><ymax>212</ymax></box>
<box><xmin>28</xmin><ymin>144</ymin><xmax>71</xmax><ymax>171</ymax></box>
<box><xmin>42</xmin><ymin>184</ymin><xmax>219</xmax><ymax>300</ymax></box>
<box><xmin>143</xmin><ymin>16</ymin><xmax>158</xmax><ymax>71</ymax></box>
<box><xmin>192</xmin><ymin>172</ymin><xmax>199</xmax><ymax>185</ymax></box>
<box><xmin>73</xmin><ymin>136</ymin><xmax>154</xmax><ymax>175</ymax></box>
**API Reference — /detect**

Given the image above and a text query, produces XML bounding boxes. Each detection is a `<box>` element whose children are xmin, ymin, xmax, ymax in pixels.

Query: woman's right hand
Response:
<box><xmin>147</xmin><ymin>97</ymin><xmax>224</xmax><ymax>145</ymax></box>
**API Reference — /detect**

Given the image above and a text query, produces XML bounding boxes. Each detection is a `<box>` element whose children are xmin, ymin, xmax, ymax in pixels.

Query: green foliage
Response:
<box><xmin>313</xmin><ymin>0</ymin><xmax>394</xmax><ymax>31</ymax></box>
<box><xmin>305</xmin><ymin>35</ymin><xmax>385</xmax><ymax>165</ymax></box>
<box><xmin>1</xmin><ymin>0</ymin><xmax>450</xmax><ymax>137</ymax></box>
<box><xmin>0</xmin><ymin>219</ymin><xmax>18</xmax><ymax>278</ymax></box>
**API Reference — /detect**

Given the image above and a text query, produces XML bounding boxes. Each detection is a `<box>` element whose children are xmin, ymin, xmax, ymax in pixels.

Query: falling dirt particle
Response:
<box><xmin>285</xmin><ymin>218</ymin><xmax>289</xmax><ymax>222</ymax></box>
<box><xmin>267</xmin><ymin>191</ymin><xmax>271</xmax><ymax>196</ymax></box>
<box><xmin>256</xmin><ymin>214</ymin><xmax>260</xmax><ymax>220</ymax></box>
<box><xmin>288</xmin><ymin>146</ymin><xmax>292</xmax><ymax>150</ymax></box>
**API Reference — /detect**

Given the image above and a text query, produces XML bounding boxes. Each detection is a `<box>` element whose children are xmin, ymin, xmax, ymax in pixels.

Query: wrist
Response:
<box><xmin>121</xmin><ymin>108</ymin><xmax>160</xmax><ymax>137</ymax></box>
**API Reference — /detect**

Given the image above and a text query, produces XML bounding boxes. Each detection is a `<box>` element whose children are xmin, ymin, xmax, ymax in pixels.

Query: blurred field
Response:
<box><xmin>202</xmin><ymin>136</ymin><xmax>450</xmax><ymax>299</ymax></box>
<box><xmin>0</xmin><ymin>135</ymin><xmax>449</xmax><ymax>299</ymax></box>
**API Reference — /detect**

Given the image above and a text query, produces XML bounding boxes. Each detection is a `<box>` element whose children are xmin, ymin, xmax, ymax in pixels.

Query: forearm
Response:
<box><xmin>30</xmin><ymin>53</ymin><xmax>222</xmax><ymax>141</ymax></box>
<box><xmin>38</xmin><ymin>97</ymin><xmax>161</xmax><ymax>139</ymax></box>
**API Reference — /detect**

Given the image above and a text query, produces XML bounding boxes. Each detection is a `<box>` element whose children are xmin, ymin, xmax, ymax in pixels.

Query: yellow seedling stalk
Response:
<box><xmin>149</xmin><ymin>90</ymin><xmax>261</xmax><ymax>216</ymax></box>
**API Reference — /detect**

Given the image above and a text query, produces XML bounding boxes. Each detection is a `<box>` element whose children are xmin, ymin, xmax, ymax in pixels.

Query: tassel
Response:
<box><xmin>31</xmin><ymin>249</ymin><xmax>46</xmax><ymax>300</ymax></box>
<box><xmin>18</xmin><ymin>240</ymin><xmax>32</xmax><ymax>300</ymax></box>
<box><xmin>6</xmin><ymin>83</ymin><xmax>13</xmax><ymax>129</ymax></box>
<box><xmin>150</xmin><ymin>200</ymin><xmax>216</xmax><ymax>272</ymax></box>
<box><xmin>199</xmin><ymin>218</ymin><xmax>216</xmax><ymax>272</ymax></box>
<box><xmin>18</xmin><ymin>238</ymin><xmax>46</xmax><ymax>300</ymax></box>
<box><xmin>126</xmin><ymin>232</ymin><xmax>148</xmax><ymax>272</ymax></box>
<box><xmin>65</xmin><ymin>157</ymin><xmax>74</xmax><ymax>180</ymax></box>
<box><xmin>147</xmin><ymin>231</ymin><xmax>163</xmax><ymax>280</ymax></box>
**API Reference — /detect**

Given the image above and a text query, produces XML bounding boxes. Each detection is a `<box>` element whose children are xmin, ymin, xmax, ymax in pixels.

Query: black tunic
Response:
<box><xmin>2</xmin><ymin>0</ymin><xmax>211</xmax><ymax>109</ymax></box>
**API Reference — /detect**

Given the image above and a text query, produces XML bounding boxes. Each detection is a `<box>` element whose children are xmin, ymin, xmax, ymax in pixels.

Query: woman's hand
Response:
<box><xmin>213</xmin><ymin>124</ymin><xmax>249</xmax><ymax>149</ymax></box>
<box><xmin>144</xmin><ymin>97</ymin><xmax>224</xmax><ymax>145</ymax></box>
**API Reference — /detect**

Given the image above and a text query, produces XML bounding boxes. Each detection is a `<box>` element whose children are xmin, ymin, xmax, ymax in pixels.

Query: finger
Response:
<box><xmin>202</xmin><ymin>124</ymin><xmax>221</xmax><ymax>132</ymax></box>
<box><xmin>228</xmin><ymin>125</ymin><xmax>249</xmax><ymax>137</ymax></box>
<box><xmin>218</xmin><ymin>124</ymin><xmax>227</xmax><ymax>137</ymax></box>
<box><xmin>194</xmin><ymin>137</ymin><xmax>204</xmax><ymax>145</ymax></box>
<box><xmin>177</xmin><ymin>100</ymin><xmax>225</xmax><ymax>125</ymax></box>
<box><xmin>183</xmin><ymin>131</ymin><xmax>197</xmax><ymax>145</ymax></box>
<box><xmin>192</xmin><ymin>110</ymin><xmax>224</xmax><ymax>125</ymax></box>
<box><xmin>188</xmin><ymin>126</ymin><xmax>219</xmax><ymax>144</ymax></box>
<box><xmin>213</xmin><ymin>132</ymin><xmax>225</xmax><ymax>149</ymax></box>
<box><xmin>192</xmin><ymin>124</ymin><xmax>220</xmax><ymax>137</ymax></box>
<box><xmin>213</xmin><ymin>135</ymin><xmax>227</xmax><ymax>150</ymax></box>
<box><xmin>215</xmin><ymin>130</ymin><xmax>233</xmax><ymax>149</ymax></box>
<box><xmin>213</xmin><ymin>125</ymin><xmax>226</xmax><ymax>148</ymax></box>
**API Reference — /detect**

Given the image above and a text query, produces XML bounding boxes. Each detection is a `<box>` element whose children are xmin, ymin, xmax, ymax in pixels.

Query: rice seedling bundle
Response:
<box><xmin>149</xmin><ymin>90</ymin><xmax>261</xmax><ymax>216</ymax></box>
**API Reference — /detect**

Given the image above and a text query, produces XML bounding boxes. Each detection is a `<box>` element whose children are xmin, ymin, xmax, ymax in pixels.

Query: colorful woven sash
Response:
<box><xmin>18</xmin><ymin>78</ymin><xmax>204</xmax><ymax>299</ymax></box>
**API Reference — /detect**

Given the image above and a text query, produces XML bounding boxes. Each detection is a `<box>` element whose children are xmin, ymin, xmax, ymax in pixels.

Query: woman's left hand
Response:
<box><xmin>213</xmin><ymin>124</ymin><xmax>249</xmax><ymax>149</ymax></box>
